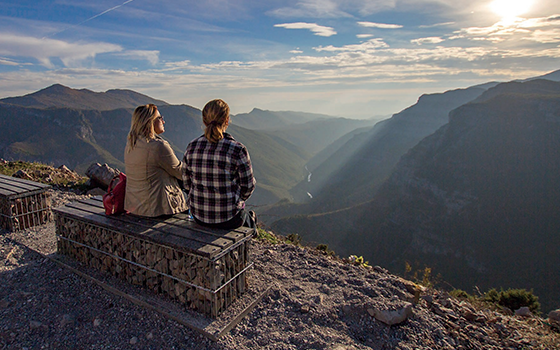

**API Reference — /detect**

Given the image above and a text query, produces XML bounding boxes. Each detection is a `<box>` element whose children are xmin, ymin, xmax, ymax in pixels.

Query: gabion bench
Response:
<box><xmin>0</xmin><ymin>174</ymin><xmax>52</xmax><ymax>232</ymax></box>
<box><xmin>53</xmin><ymin>197</ymin><xmax>255</xmax><ymax>318</ymax></box>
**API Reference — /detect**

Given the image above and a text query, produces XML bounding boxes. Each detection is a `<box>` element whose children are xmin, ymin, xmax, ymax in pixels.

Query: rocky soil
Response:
<box><xmin>1</xmin><ymin>189</ymin><xmax>560</xmax><ymax>350</ymax></box>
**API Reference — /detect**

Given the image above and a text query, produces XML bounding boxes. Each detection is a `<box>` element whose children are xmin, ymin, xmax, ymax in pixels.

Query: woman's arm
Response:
<box><xmin>155</xmin><ymin>139</ymin><xmax>183</xmax><ymax>180</ymax></box>
<box><xmin>181</xmin><ymin>152</ymin><xmax>192</xmax><ymax>193</ymax></box>
<box><xmin>236</xmin><ymin>146</ymin><xmax>256</xmax><ymax>201</ymax></box>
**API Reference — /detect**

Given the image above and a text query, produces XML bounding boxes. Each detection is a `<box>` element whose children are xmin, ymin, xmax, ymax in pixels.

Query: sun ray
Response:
<box><xmin>489</xmin><ymin>0</ymin><xmax>534</xmax><ymax>21</ymax></box>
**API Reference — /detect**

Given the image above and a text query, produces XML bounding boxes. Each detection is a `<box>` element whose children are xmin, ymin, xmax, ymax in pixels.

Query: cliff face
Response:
<box><xmin>278</xmin><ymin>86</ymin><xmax>487</xmax><ymax>216</ymax></box>
<box><xmin>273</xmin><ymin>79</ymin><xmax>560</xmax><ymax>313</ymax></box>
<box><xmin>358</xmin><ymin>80</ymin><xmax>560</xmax><ymax>312</ymax></box>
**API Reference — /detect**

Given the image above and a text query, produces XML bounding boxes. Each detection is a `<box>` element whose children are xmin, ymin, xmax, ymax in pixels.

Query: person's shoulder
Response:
<box><xmin>150</xmin><ymin>135</ymin><xmax>168</xmax><ymax>145</ymax></box>
<box><xmin>223</xmin><ymin>133</ymin><xmax>246</xmax><ymax>148</ymax></box>
<box><xmin>193</xmin><ymin>135</ymin><xmax>206</xmax><ymax>142</ymax></box>
<box><xmin>187</xmin><ymin>135</ymin><xmax>207</xmax><ymax>148</ymax></box>
<box><xmin>149</xmin><ymin>136</ymin><xmax>173</xmax><ymax>151</ymax></box>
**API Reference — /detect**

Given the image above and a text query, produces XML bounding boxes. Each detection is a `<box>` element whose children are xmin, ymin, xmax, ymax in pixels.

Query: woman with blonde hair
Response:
<box><xmin>124</xmin><ymin>104</ymin><xmax>187</xmax><ymax>217</ymax></box>
<box><xmin>182</xmin><ymin>99</ymin><xmax>256</xmax><ymax>229</ymax></box>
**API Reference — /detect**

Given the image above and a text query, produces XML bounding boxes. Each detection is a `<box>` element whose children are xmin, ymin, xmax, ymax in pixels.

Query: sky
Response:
<box><xmin>0</xmin><ymin>0</ymin><xmax>559</xmax><ymax>119</ymax></box>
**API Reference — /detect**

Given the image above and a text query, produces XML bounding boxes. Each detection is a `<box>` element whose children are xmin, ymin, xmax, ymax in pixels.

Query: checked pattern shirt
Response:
<box><xmin>182</xmin><ymin>133</ymin><xmax>256</xmax><ymax>224</ymax></box>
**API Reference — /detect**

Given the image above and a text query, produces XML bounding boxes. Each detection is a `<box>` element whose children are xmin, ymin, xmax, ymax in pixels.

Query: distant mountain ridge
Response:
<box><xmin>0</xmin><ymin>84</ymin><xmax>358</xmax><ymax>206</ymax></box>
<box><xmin>233</xmin><ymin>108</ymin><xmax>333</xmax><ymax>130</ymax></box>
<box><xmin>263</xmin><ymin>117</ymin><xmax>377</xmax><ymax>156</ymax></box>
<box><xmin>0</xmin><ymin>84</ymin><xmax>169</xmax><ymax>111</ymax></box>
<box><xmin>0</xmin><ymin>102</ymin><xmax>312</xmax><ymax>205</ymax></box>
<box><xmin>266</xmin><ymin>69</ymin><xmax>560</xmax><ymax>219</ymax></box>
<box><xmin>474</xmin><ymin>78</ymin><xmax>560</xmax><ymax>103</ymax></box>
<box><xmin>262</xmin><ymin>85</ymin><xmax>488</xmax><ymax>218</ymax></box>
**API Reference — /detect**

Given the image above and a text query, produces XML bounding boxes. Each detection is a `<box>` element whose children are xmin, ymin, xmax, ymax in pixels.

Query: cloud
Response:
<box><xmin>0</xmin><ymin>33</ymin><xmax>122</xmax><ymax>68</ymax></box>
<box><xmin>0</xmin><ymin>57</ymin><xmax>21</xmax><ymax>66</ymax></box>
<box><xmin>162</xmin><ymin>60</ymin><xmax>192</xmax><ymax>71</ymax></box>
<box><xmin>269</xmin><ymin>0</ymin><xmax>351</xmax><ymax>18</ymax></box>
<box><xmin>516</xmin><ymin>15</ymin><xmax>560</xmax><ymax>28</ymax></box>
<box><xmin>453</xmin><ymin>15</ymin><xmax>560</xmax><ymax>41</ymax></box>
<box><xmin>524</xmin><ymin>29</ymin><xmax>560</xmax><ymax>43</ymax></box>
<box><xmin>267</xmin><ymin>0</ymin><xmax>397</xmax><ymax>18</ymax></box>
<box><xmin>357</xmin><ymin>21</ymin><xmax>402</xmax><ymax>29</ymax></box>
<box><xmin>419</xmin><ymin>22</ymin><xmax>455</xmax><ymax>28</ymax></box>
<box><xmin>357</xmin><ymin>34</ymin><xmax>375</xmax><ymax>38</ymax></box>
<box><xmin>411</xmin><ymin>37</ymin><xmax>445</xmax><ymax>45</ymax></box>
<box><xmin>314</xmin><ymin>38</ymin><xmax>388</xmax><ymax>52</ymax></box>
<box><xmin>114</xmin><ymin>50</ymin><xmax>160</xmax><ymax>65</ymax></box>
<box><xmin>290</xmin><ymin>49</ymin><xmax>304</xmax><ymax>53</ymax></box>
<box><xmin>274</xmin><ymin>22</ymin><xmax>337</xmax><ymax>37</ymax></box>
<box><xmin>1</xmin><ymin>42</ymin><xmax>558</xmax><ymax>118</ymax></box>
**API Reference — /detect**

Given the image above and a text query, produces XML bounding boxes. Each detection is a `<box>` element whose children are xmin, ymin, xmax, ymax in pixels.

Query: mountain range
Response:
<box><xmin>282</xmin><ymin>85</ymin><xmax>490</xmax><ymax>211</ymax></box>
<box><xmin>0</xmin><ymin>83</ymin><xmax>168</xmax><ymax>110</ymax></box>
<box><xmin>0</xmin><ymin>84</ymin><xmax>373</xmax><ymax>206</ymax></box>
<box><xmin>3</xmin><ymin>69</ymin><xmax>560</xmax><ymax>312</ymax></box>
<box><xmin>271</xmin><ymin>77</ymin><xmax>560</xmax><ymax>313</ymax></box>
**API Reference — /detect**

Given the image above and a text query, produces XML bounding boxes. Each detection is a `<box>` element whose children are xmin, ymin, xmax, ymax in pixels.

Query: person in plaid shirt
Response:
<box><xmin>182</xmin><ymin>99</ymin><xmax>257</xmax><ymax>229</ymax></box>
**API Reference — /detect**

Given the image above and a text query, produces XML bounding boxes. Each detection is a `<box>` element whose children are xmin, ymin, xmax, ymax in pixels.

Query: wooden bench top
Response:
<box><xmin>0</xmin><ymin>174</ymin><xmax>52</xmax><ymax>199</ymax></box>
<box><xmin>53</xmin><ymin>197</ymin><xmax>255</xmax><ymax>260</ymax></box>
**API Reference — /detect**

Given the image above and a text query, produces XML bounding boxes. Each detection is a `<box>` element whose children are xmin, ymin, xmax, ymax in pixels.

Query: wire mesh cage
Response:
<box><xmin>0</xmin><ymin>175</ymin><xmax>52</xmax><ymax>232</ymax></box>
<box><xmin>54</xmin><ymin>208</ymin><xmax>254</xmax><ymax>318</ymax></box>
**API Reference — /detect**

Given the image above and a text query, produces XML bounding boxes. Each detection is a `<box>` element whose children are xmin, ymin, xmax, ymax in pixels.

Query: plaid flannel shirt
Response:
<box><xmin>182</xmin><ymin>133</ymin><xmax>256</xmax><ymax>224</ymax></box>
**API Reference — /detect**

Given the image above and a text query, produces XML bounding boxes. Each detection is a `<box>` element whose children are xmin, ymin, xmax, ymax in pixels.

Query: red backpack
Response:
<box><xmin>103</xmin><ymin>172</ymin><xmax>127</xmax><ymax>215</ymax></box>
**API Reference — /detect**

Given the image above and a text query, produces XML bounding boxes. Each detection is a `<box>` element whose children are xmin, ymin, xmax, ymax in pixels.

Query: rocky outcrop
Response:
<box><xmin>369</xmin><ymin>302</ymin><xmax>413</xmax><ymax>325</ymax></box>
<box><xmin>549</xmin><ymin>309</ymin><xmax>560</xmax><ymax>329</ymax></box>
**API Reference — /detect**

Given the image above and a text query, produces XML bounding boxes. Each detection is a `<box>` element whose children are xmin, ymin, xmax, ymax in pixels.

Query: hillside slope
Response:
<box><xmin>2</xmin><ymin>191</ymin><xmax>559</xmax><ymax>349</ymax></box>
<box><xmin>307</xmin><ymin>86</ymin><xmax>487</xmax><ymax>210</ymax></box>
<box><xmin>0</xmin><ymin>104</ymin><xmax>201</xmax><ymax>174</ymax></box>
<box><xmin>0</xmin><ymin>85</ymin><xmax>314</xmax><ymax>205</ymax></box>
<box><xmin>262</xmin><ymin>86</ymin><xmax>487</xmax><ymax>221</ymax></box>
<box><xmin>272</xmin><ymin>79</ymin><xmax>560</xmax><ymax>313</ymax></box>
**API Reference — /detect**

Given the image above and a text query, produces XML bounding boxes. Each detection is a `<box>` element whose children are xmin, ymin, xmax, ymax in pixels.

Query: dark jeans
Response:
<box><xmin>194</xmin><ymin>209</ymin><xmax>256</xmax><ymax>230</ymax></box>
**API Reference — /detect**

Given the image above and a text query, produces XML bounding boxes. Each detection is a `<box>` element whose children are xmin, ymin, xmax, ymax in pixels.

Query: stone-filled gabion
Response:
<box><xmin>0</xmin><ymin>175</ymin><xmax>52</xmax><ymax>232</ymax></box>
<box><xmin>55</xmin><ymin>212</ymin><xmax>252</xmax><ymax>317</ymax></box>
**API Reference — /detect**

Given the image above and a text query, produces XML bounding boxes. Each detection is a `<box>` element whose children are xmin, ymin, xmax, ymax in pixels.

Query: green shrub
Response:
<box><xmin>316</xmin><ymin>244</ymin><xmax>335</xmax><ymax>257</ymax></box>
<box><xmin>450</xmin><ymin>289</ymin><xmax>471</xmax><ymax>299</ymax></box>
<box><xmin>407</xmin><ymin>266</ymin><xmax>440</xmax><ymax>288</ymax></box>
<box><xmin>286</xmin><ymin>233</ymin><xmax>301</xmax><ymax>246</ymax></box>
<box><xmin>256</xmin><ymin>228</ymin><xmax>279</xmax><ymax>244</ymax></box>
<box><xmin>484</xmin><ymin>288</ymin><xmax>541</xmax><ymax>314</ymax></box>
<box><xmin>403</xmin><ymin>262</ymin><xmax>442</xmax><ymax>289</ymax></box>
<box><xmin>483</xmin><ymin>288</ymin><xmax>500</xmax><ymax>303</ymax></box>
<box><xmin>316</xmin><ymin>244</ymin><xmax>328</xmax><ymax>251</ymax></box>
<box><xmin>0</xmin><ymin>160</ymin><xmax>88</xmax><ymax>190</ymax></box>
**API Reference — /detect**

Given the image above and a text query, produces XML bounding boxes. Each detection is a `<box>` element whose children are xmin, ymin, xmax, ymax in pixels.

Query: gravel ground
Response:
<box><xmin>1</xmin><ymin>190</ymin><xmax>560</xmax><ymax>350</ymax></box>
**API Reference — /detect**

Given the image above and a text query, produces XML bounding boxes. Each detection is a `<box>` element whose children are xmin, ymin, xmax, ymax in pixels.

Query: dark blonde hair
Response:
<box><xmin>126</xmin><ymin>104</ymin><xmax>159</xmax><ymax>152</ymax></box>
<box><xmin>202</xmin><ymin>99</ymin><xmax>229</xmax><ymax>143</ymax></box>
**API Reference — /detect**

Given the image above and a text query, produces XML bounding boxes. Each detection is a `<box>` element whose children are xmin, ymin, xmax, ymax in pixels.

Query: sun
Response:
<box><xmin>489</xmin><ymin>0</ymin><xmax>534</xmax><ymax>20</ymax></box>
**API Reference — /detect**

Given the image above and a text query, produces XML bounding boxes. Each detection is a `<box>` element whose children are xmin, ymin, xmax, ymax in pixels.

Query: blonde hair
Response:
<box><xmin>126</xmin><ymin>104</ymin><xmax>159</xmax><ymax>152</ymax></box>
<box><xmin>202</xmin><ymin>99</ymin><xmax>230</xmax><ymax>143</ymax></box>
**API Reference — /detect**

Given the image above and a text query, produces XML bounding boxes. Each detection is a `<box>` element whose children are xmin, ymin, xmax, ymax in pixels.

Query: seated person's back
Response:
<box><xmin>182</xmin><ymin>99</ymin><xmax>256</xmax><ymax>229</ymax></box>
<box><xmin>125</xmin><ymin>104</ymin><xmax>187</xmax><ymax>217</ymax></box>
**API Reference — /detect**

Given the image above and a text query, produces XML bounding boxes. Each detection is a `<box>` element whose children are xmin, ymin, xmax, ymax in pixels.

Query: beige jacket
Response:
<box><xmin>124</xmin><ymin>136</ymin><xmax>187</xmax><ymax>217</ymax></box>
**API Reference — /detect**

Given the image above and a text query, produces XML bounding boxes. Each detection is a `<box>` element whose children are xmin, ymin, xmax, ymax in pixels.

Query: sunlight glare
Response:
<box><xmin>490</xmin><ymin>0</ymin><xmax>534</xmax><ymax>20</ymax></box>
